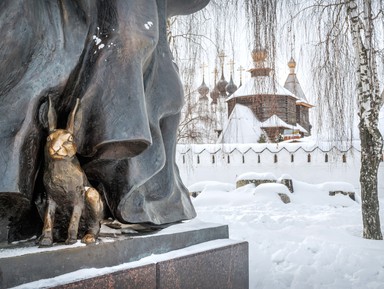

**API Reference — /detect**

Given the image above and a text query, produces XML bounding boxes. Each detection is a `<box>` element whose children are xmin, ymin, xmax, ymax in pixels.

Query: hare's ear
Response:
<box><xmin>67</xmin><ymin>98</ymin><xmax>80</xmax><ymax>134</ymax></box>
<box><xmin>47</xmin><ymin>96</ymin><xmax>57</xmax><ymax>132</ymax></box>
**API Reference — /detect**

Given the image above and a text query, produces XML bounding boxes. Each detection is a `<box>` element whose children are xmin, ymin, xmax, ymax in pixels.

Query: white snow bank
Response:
<box><xmin>193</xmin><ymin>184</ymin><xmax>256</xmax><ymax>207</ymax></box>
<box><xmin>237</xmin><ymin>172</ymin><xmax>277</xmax><ymax>181</ymax></box>
<box><xmin>192</xmin><ymin>177</ymin><xmax>384</xmax><ymax>289</ymax></box>
<box><xmin>291</xmin><ymin>180</ymin><xmax>357</xmax><ymax>207</ymax></box>
<box><xmin>253</xmin><ymin>183</ymin><xmax>291</xmax><ymax>195</ymax></box>
<box><xmin>188</xmin><ymin>181</ymin><xmax>235</xmax><ymax>193</ymax></box>
<box><xmin>252</xmin><ymin>183</ymin><xmax>291</xmax><ymax>204</ymax></box>
<box><xmin>319</xmin><ymin>181</ymin><xmax>356</xmax><ymax>192</ymax></box>
<box><xmin>193</xmin><ymin>176</ymin><xmax>357</xmax><ymax>208</ymax></box>
<box><xmin>278</xmin><ymin>174</ymin><xmax>292</xmax><ymax>180</ymax></box>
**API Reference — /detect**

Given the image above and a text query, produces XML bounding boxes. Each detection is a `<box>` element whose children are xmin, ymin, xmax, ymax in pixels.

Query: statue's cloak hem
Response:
<box><xmin>0</xmin><ymin>0</ymin><xmax>199</xmax><ymax>227</ymax></box>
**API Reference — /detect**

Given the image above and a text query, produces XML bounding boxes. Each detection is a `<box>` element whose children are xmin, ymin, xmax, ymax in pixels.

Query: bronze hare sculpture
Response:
<box><xmin>39</xmin><ymin>97</ymin><xmax>104</xmax><ymax>247</ymax></box>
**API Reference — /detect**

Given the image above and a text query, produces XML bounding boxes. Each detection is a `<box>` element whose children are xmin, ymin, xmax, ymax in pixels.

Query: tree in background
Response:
<box><xmin>169</xmin><ymin>0</ymin><xmax>278</xmax><ymax>144</ymax></box>
<box><xmin>168</xmin><ymin>8</ymin><xmax>217</xmax><ymax>143</ymax></box>
<box><xmin>170</xmin><ymin>0</ymin><xmax>383</xmax><ymax>239</ymax></box>
<box><xmin>291</xmin><ymin>0</ymin><xmax>383</xmax><ymax>239</ymax></box>
<box><xmin>346</xmin><ymin>0</ymin><xmax>383</xmax><ymax>239</ymax></box>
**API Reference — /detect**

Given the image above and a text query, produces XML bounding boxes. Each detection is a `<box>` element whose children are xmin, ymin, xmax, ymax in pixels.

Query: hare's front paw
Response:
<box><xmin>39</xmin><ymin>236</ymin><xmax>53</xmax><ymax>247</ymax></box>
<box><xmin>65</xmin><ymin>237</ymin><xmax>77</xmax><ymax>245</ymax></box>
<box><xmin>81</xmin><ymin>233</ymin><xmax>96</xmax><ymax>244</ymax></box>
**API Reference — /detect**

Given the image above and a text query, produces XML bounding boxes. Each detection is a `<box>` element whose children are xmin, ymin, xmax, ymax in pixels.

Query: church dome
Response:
<box><xmin>210</xmin><ymin>88</ymin><xmax>219</xmax><ymax>104</ymax></box>
<box><xmin>226</xmin><ymin>75</ymin><xmax>238</xmax><ymax>95</ymax></box>
<box><xmin>251</xmin><ymin>48</ymin><xmax>268</xmax><ymax>64</ymax></box>
<box><xmin>216</xmin><ymin>74</ymin><xmax>228</xmax><ymax>96</ymax></box>
<box><xmin>288</xmin><ymin>57</ymin><xmax>296</xmax><ymax>69</ymax></box>
<box><xmin>197</xmin><ymin>79</ymin><xmax>209</xmax><ymax>96</ymax></box>
<box><xmin>288</xmin><ymin>57</ymin><xmax>296</xmax><ymax>74</ymax></box>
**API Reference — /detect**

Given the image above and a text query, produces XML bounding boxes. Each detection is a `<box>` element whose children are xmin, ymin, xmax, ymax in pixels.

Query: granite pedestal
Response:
<box><xmin>0</xmin><ymin>220</ymin><xmax>248</xmax><ymax>289</ymax></box>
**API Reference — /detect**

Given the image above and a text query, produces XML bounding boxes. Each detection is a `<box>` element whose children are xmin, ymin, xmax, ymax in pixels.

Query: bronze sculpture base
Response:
<box><xmin>0</xmin><ymin>220</ymin><xmax>249</xmax><ymax>289</ymax></box>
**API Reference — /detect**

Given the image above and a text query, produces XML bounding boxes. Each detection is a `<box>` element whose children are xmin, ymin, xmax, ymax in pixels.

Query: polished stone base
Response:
<box><xmin>0</xmin><ymin>220</ymin><xmax>249</xmax><ymax>289</ymax></box>
<box><xmin>54</xmin><ymin>239</ymin><xmax>248</xmax><ymax>289</ymax></box>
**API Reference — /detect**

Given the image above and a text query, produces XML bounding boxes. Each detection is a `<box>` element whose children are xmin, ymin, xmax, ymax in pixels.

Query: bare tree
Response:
<box><xmin>170</xmin><ymin>0</ymin><xmax>383</xmax><ymax>239</ymax></box>
<box><xmin>346</xmin><ymin>0</ymin><xmax>383</xmax><ymax>239</ymax></box>
<box><xmin>168</xmin><ymin>10</ymin><xmax>218</xmax><ymax>144</ymax></box>
<box><xmin>290</xmin><ymin>0</ymin><xmax>383</xmax><ymax>239</ymax></box>
<box><xmin>177</xmin><ymin>87</ymin><xmax>216</xmax><ymax>143</ymax></box>
<box><xmin>169</xmin><ymin>0</ymin><xmax>278</xmax><ymax>145</ymax></box>
<box><xmin>239</xmin><ymin>0</ymin><xmax>384</xmax><ymax>240</ymax></box>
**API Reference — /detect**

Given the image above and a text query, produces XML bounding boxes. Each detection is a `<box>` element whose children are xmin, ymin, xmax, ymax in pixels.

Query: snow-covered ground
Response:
<box><xmin>192</xmin><ymin>177</ymin><xmax>384</xmax><ymax>289</ymax></box>
<box><xmin>4</xmin><ymin>136</ymin><xmax>384</xmax><ymax>288</ymax></box>
<box><xmin>6</xmin><ymin>174</ymin><xmax>384</xmax><ymax>289</ymax></box>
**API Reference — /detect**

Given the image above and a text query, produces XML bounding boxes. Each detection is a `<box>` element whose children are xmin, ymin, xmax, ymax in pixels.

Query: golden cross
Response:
<box><xmin>227</xmin><ymin>59</ymin><xmax>235</xmax><ymax>76</ymax></box>
<box><xmin>212</xmin><ymin>67</ymin><xmax>219</xmax><ymax>83</ymax></box>
<box><xmin>237</xmin><ymin>65</ymin><xmax>245</xmax><ymax>85</ymax></box>
<box><xmin>218</xmin><ymin>50</ymin><xmax>226</xmax><ymax>74</ymax></box>
<box><xmin>200</xmin><ymin>63</ymin><xmax>208</xmax><ymax>79</ymax></box>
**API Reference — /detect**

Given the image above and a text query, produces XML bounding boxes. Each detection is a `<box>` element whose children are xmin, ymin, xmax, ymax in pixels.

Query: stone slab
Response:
<box><xmin>0</xmin><ymin>220</ymin><xmax>229</xmax><ymax>288</ymax></box>
<box><xmin>157</xmin><ymin>240</ymin><xmax>249</xmax><ymax>289</ymax></box>
<box><xmin>54</xmin><ymin>264</ymin><xmax>157</xmax><ymax>289</ymax></box>
<box><xmin>25</xmin><ymin>239</ymin><xmax>248</xmax><ymax>289</ymax></box>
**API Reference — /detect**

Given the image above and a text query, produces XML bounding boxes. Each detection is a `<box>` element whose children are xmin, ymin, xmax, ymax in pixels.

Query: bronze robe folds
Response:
<box><xmin>0</xmin><ymin>0</ymin><xmax>209</xmax><ymax>242</ymax></box>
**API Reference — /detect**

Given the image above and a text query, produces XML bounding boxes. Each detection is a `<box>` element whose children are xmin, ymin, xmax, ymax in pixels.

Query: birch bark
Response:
<box><xmin>347</xmin><ymin>0</ymin><xmax>383</xmax><ymax>240</ymax></box>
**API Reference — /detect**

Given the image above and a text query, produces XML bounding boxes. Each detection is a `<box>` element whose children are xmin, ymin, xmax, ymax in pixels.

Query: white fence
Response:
<box><xmin>176</xmin><ymin>143</ymin><xmax>384</xmax><ymax>195</ymax></box>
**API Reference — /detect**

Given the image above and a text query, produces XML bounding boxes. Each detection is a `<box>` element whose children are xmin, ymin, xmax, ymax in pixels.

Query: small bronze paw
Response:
<box><xmin>65</xmin><ymin>237</ymin><xmax>77</xmax><ymax>245</ymax></box>
<box><xmin>81</xmin><ymin>233</ymin><xmax>96</xmax><ymax>244</ymax></box>
<box><xmin>39</xmin><ymin>237</ymin><xmax>53</xmax><ymax>247</ymax></box>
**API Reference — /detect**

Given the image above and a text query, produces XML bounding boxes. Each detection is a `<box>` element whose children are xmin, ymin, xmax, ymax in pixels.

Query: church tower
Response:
<box><xmin>283</xmin><ymin>57</ymin><xmax>314</xmax><ymax>135</ymax></box>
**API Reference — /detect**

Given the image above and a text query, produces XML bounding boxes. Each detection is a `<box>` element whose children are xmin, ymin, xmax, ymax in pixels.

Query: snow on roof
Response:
<box><xmin>295</xmin><ymin>123</ymin><xmax>308</xmax><ymax>134</ymax></box>
<box><xmin>217</xmin><ymin>104</ymin><xmax>264</xmax><ymax>144</ymax></box>
<box><xmin>259</xmin><ymin>116</ymin><xmax>308</xmax><ymax>133</ymax></box>
<box><xmin>260</xmin><ymin>115</ymin><xmax>293</xmax><ymax>129</ymax></box>
<box><xmin>227</xmin><ymin>75</ymin><xmax>296</xmax><ymax>101</ymax></box>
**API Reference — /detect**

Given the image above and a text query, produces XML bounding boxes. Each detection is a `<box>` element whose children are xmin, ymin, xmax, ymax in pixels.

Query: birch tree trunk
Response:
<box><xmin>347</xmin><ymin>0</ymin><xmax>383</xmax><ymax>240</ymax></box>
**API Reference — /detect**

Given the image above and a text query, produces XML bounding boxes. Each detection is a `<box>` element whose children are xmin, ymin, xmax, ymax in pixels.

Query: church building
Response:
<box><xmin>218</xmin><ymin>49</ymin><xmax>313</xmax><ymax>143</ymax></box>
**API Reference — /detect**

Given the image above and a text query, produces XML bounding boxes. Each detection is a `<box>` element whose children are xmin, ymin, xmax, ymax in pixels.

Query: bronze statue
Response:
<box><xmin>39</xmin><ymin>97</ymin><xmax>103</xmax><ymax>246</ymax></box>
<box><xmin>0</xmin><ymin>0</ymin><xmax>210</xmax><ymax>243</ymax></box>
